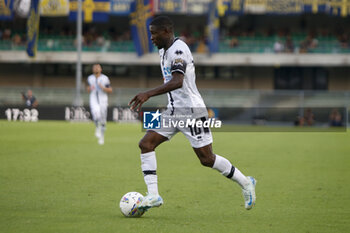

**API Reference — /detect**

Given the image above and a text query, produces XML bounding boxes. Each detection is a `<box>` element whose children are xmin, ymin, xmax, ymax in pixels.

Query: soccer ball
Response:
<box><xmin>119</xmin><ymin>192</ymin><xmax>145</xmax><ymax>217</ymax></box>
<box><xmin>14</xmin><ymin>0</ymin><xmax>31</xmax><ymax>18</ymax></box>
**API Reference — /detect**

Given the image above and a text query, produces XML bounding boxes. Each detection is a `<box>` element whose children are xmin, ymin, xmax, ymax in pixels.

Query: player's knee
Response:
<box><xmin>138</xmin><ymin>139</ymin><xmax>154</xmax><ymax>153</ymax></box>
<box><xmin>199</xmin><ymin>154</ymin><xmax>215</xmax><ymax>167</ymax></box>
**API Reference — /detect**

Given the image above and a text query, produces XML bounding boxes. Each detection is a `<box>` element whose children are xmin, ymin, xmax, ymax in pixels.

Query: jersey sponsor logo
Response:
<box><xmin>173</xmin><ymin>58</ymin><xmax>185</xmax><ymax>66</ymax></box>
<box><xmin>163</xmin><ymin>66</ymin><xmax>172</xmax><ymax>82</ymax></box>
<box><xmin>163</xmin><ymin>66</ymin><xmax>171</xmax><ymax>75</ymax></box>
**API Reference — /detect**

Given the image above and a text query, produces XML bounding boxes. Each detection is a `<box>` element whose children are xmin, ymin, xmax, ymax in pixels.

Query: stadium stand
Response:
<box><xmin>0</xmin><ymin>1</ymin><xmax>349</xmax><ymax>126</ymax></box>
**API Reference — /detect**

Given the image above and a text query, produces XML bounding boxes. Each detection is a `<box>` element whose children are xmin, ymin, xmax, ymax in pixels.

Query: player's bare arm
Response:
<box><xmin>32</xmin><ymin>99</ymin><xmax>38</xmax><ymax>108</ymax></box>
<box><xmin>129</xmin><ymin>72</ymin><xmax>184</xmax><ymax>111</ymax></box>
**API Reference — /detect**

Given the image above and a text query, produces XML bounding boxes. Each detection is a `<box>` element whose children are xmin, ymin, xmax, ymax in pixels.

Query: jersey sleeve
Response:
<box><xmin>104</xmin><ymin>76</ymin><xmax>111</xmax><ymax>87</ymax></box>
<box><xmin>87</xmin><ymin>76</ymin><xmax>92</xmax><ymax>86</ymax></box>
<box><xmin>170</xmin><ymin>45</ymin><xmax>188</xmax><ymax>75</ymax></box>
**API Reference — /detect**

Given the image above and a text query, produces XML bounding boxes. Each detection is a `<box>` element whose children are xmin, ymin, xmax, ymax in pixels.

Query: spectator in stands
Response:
<box><xmin>229</xmin><ymin>37</ymin><xmax>239</xmax><ymax>48</ymax></box>
<box><xmin>273</xmin><ymin>40</ymin><xmax>284</xmax><ymax>53</ymax></box>
<box><xmin>339</xmin><ymin>33</ymin><xmax>349</xmax><ymax>48</ymax></box>
<box><xmin>96</xmin><ymin>35</ymin><xmax>106</xmax><ymax>47</ymax></box>
<box><xmin>304</xmin><ymin>108</ymin><xmax>315</xmax><ymax>126</ymax></box>
<box><xmin>2</xmin><ymin>28</ymin><xmax>11</xmax><ymax>40</ymax></box>
<box><xmin>299</xmin><ymin>43</ymin><xmax>308</xmax><ymax>53</ymax></box>
<box><xmin>21</xmin><ymin>89</ymin><xmax>38</xmax><ymax>108</ymax></box>
<box><xmin>300</xmin><ymin>35</ymin><xmax>318</xmax><ymax>53</ymax></box>
<box><xmin>180</xmin><ymin>27</ymin><xmax>197</xmax><ymax>51</ymax></box>
<box><xmin>46</xmin><ymin>39</ymin><xmax>54</xmax><ymax>49</ymax></box>
<box><xmin>294</xmin><ymin>115</ymin><xmax>305</xmax><ymax>126</ymax></box>
<box><xmin>120</xmin><ymin>30</ymin><xmax>131</xmax><ymax>41</ymax></box>
<box><xmin>284</xmin><ymin>36</ymin><xmax>294</xmax><ymax>53</ymax></box>
<box><xmin>12</xmin><ymin>33</ymin><xmax>22</xmax><ymax>46</ymax></box>
<box><xmin>83</xmin><ymin>28</ymin><xmax>95</xmax><ymax>46</ymax></box>
<box><xmin>310</xmin><ymin>37</ymin><xmax>318</xmax><ymax>49</ymax></box>
<box><xmin>329</xmin><ymin>109</ymin><xmax>343</xmax><ymax>127</ymax></box>
<box><xmin>294</xmin><ymin>108</ymin><xmax>314</xmax><ymax>126</ymax></box>
<box><xmin>196</xmin><ymin>36</ymin><xmax>208</xmax><ymax>53</ymax></box>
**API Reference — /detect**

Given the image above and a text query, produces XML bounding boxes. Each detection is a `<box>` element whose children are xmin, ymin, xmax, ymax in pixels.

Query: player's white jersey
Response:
<box><xmin>87</xmin><ymin>74</ymin><xmax>110</xmax><ymax>106</ymax></box>
<box><xmin>159</xmin><ymin>38</ymin><xmax>206</xmax><ymax>113</ymax></box>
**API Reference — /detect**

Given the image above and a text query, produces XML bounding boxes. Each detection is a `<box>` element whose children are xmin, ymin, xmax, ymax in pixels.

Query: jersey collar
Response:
<box><xmin>165</xmin><ymin>37</ymin><xmax>180</xmax><ymax>52</ymax></box>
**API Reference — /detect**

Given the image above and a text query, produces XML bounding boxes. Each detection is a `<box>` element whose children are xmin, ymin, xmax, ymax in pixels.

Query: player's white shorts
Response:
<box><xmin>90</xmin><ymin>103</ymin><xmax>108</xmax><ymax>124</ymax></box>
<box><xmin>150</xmin><ymin>108</ymin><xmax>213</xmax><ymax>148</ymax></box>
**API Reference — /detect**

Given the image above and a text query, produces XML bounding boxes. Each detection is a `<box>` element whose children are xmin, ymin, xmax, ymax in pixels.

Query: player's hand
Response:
<box><xmin>129</xmin><ymin>92</ymin><xmax>150</xmax><ymax>111</ymax></box>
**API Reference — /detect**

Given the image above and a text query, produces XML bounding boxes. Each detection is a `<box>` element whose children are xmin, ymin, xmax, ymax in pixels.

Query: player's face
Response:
<box><xmin>149</xmin><ymin>25</ymin><xmax>168</xmax><ymax>49</ymax></box>
<box><xmin>92</xmin><ymin>64</ymin><xmax>102</xmax><ymax>75</ymax></box>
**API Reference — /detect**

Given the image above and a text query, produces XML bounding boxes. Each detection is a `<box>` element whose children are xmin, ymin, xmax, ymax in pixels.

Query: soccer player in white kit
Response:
<box><xmin>129</xmin><ymin>16</ymin><xmax>256</xmax><ymax>211</ymax></box>
<box><xmin>87</xmin><ymin>64</ymin><xmax>112</xmax><ymax>145</ymax></box>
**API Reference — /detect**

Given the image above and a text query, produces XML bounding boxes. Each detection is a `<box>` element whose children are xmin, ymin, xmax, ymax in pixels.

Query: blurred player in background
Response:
<box><xmin>129</xmin><ymin>16</ymin><xmax>256</xmax><ymax>211</ymax></box>
<box><xmin>87</xmin><ymin>64</ymin><xmax>112</xmax><ymax>145</ymax></box>
<box><xmin>21</xmin><ymin>89</ymin><xmax>38</xmax><ymax>108</ymax></box>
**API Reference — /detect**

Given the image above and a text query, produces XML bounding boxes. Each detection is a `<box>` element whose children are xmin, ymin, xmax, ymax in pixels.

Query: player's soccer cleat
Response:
<box><xmin>98</xmin><ymin>136</ymin><xmax>104</xmax><ymax>145</ymax></box>
<box><xmin>137</xmin><ymin>193</ymin><xmax>163</xmax><ymax>211</ymax></box>
<box><xmin>242</xmin><ymin>176</ymin><xmax>256</xmax><ymax>210</ymax></box>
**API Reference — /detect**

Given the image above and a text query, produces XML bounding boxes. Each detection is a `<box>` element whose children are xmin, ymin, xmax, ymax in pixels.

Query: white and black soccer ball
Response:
<box><xmin>119</xmin><ymin>192</ymin><xmax>145</xmax><ymax>217</ymax></box>
<box><xmin>14</xmin><ymin>0</ymin><xmax>31</xmax><ymax>18</ymax></box>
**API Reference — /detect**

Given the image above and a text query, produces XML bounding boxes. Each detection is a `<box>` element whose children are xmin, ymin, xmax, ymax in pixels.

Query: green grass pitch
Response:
<box><xmin>0</xmin><ymin>120</ymin><xmax>349</xmax><ymax>233</ymax></box>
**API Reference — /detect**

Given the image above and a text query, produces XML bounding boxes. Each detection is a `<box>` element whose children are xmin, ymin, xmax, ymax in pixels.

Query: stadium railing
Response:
<box><xmin>1</xmin><ymin>87</ymin><xmax>348</xmax><ymax>126</ymax></box>
<box><xmin>1</xmin><ymin>35</ymin><xmax>349</xmax><ymax>53</ymax></box>
<box><xmin>1</xmin><ymin>86</ymin><xmax>349</xmax><ymax>108</ymax></box>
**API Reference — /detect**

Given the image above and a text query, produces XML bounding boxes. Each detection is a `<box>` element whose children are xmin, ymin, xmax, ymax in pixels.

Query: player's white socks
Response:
<box><xmin>101</xmin><ymin>123</ymin><xmax>106</xmax><ymax>136</ymax></box>
<box><xmin>140</xmin><ymin>151</ymin><xmax>159</xmax><ymax>195</ymax></box>
<box><xmin>212</xmin><ymin>154</ymin><xmax>249</xmax><ymax>188</ymax></box>
<box><xmin>232</xmin><ymin>167</ymin><xmax>250</xmax><ymax>188</ymax></box>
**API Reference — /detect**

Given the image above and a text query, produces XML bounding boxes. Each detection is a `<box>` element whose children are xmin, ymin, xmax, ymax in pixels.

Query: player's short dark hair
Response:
<box><xmin>150</xmin><ymin>16</ymin><xmax>174</xmax><ymax>32</ymax></box>
<box><xmin>93</xmin><ymin>63</ymin><xmax>102</xmax><ymax>69</ymax></box>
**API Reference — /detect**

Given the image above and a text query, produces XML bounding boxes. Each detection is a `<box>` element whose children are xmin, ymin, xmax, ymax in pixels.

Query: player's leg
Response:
<box><xmin>90</xmin><ymin>104</ymin><xmax>101</xmax><ymax>139</ymax></box>
<box><xmin>193</xmin><ymin>144</ymin><xmax>256</xmax><ymax>210</ymax></box>
<box><xmin>193</xmin><ymin>144</ymin><xmax>251</xmax><ymax>188</ymax></box>
<box><xmin>98</xmin><ymin>104</ymin><xmax>108</xmax><ymax>145</ymax></box>
<box><xmin>137</xmin><ymin>130</ymin><xmax>171</xmax><ymax>210</ymax></box>
<box><xmin>181</xmin><ymin>121</ymin><xmax>256</xmax><ymax>210</ymax></box>
<box><xmin>139</xmin><ymin>130</ymin><xmax>168</xmax><ymax>153</ymax></box>
<box><xmin>139</xmin><ymin>131</ymin><xmax>168</xmax><ymax>193</ymax></box>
